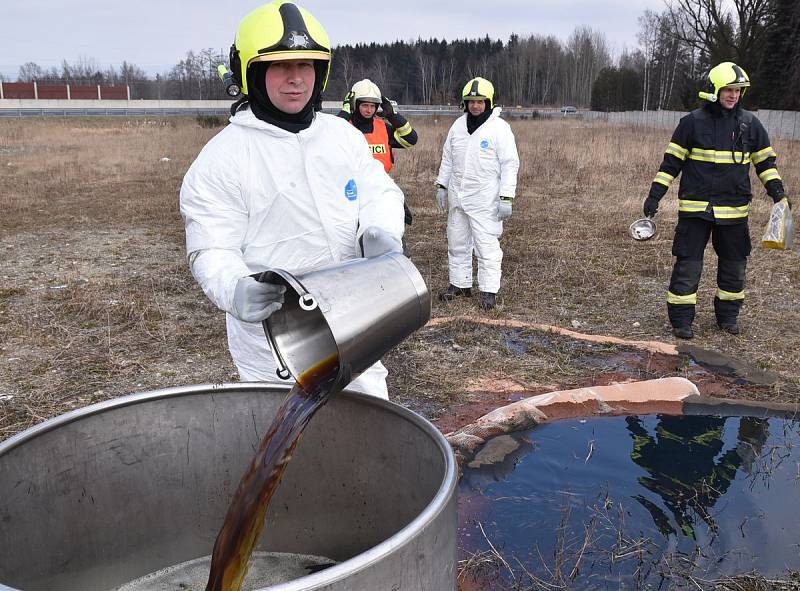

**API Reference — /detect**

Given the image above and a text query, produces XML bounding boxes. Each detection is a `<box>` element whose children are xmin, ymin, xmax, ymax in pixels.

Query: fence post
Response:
<box><xmin>34</xmin><ymin>81</ymin><xmax>38</xmax><ymax>100</ymax></box>
<box><xmin>0</xmin><ymin>81</ymin><xmax>3</xmax><ymax>100</ymax></box>
<box><xmin>127</xmin><ymin>85</ymin><xmax>131</xmax><ymax>100</ymax></box>
<box><xmin>67</xmin><ymin>84</ymin><xmax>71</xmax><ymax>100</ymax></box>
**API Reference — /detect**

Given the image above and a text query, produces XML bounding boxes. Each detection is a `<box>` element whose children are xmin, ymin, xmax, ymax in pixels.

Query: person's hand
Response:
<box><xmin>232</xmin><ymin>276</ymin><xmax>286</xmax><ymax>322</ymax></box>
<box><xmin>381</xmin><ymin>96</ymin><xmax>395</xmax><ymax>119</ymax></box>
<box><xmin>436</xmin><ymin>186</ymin><xmax>447</xmax><ymax>212</ymax></box>
<box><xmin>362</xmin><ymin>226</ymin><xmax>402</xmax><ymax>258</ymax></box>
<box><xmin>643</xmin><ymin>196</ymin><xmax>659</xmax><ymax>218</ymax></box>
<box><xmin>342</xmin><ymin>91</ymin><xmax>354</xmax><ymax>114</ymax></box>
<box><xmin>498</xmin><ymin>197</ymin><xmax>513</xmax><ymax>221</ymax></box>
<box><xmin>776</xmin><ymin>195</ymin><xmax>792</xmax><ymax>210</ymax></box>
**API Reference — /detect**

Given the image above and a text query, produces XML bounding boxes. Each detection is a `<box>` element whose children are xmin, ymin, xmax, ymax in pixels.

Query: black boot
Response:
<box><xmin>717</xmin><ymin>321</ymin><xmax>740</xmax><ymax>335</ymax></box>
<box><xmin>672</xmin><ymin>325</ymin><xmax>694</xmax><ymax>339</ymax></box>
<box><xmin>478</xmin><ymin>291</ymin><xmax>497</xmax><ymax>310</ymax></box>
<box><xmin>439</xmin><ymin>284</ymin><xmax>471</xmax><ymax>302</ymax></box>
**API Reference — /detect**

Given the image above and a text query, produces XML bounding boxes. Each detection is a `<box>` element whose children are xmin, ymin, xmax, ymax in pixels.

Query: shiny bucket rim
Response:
<box><xmin>0</xmin><ymin>382</ymin><xmax>457</xmax><ymax>591</ymax></box>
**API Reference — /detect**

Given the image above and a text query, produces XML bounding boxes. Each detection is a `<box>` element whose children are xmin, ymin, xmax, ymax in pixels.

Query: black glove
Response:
<box><xmin>643</xmin><ymin>196</ymin><xmax>659</xmax><ymax>218</ymax></box>
<box><xmin>774</xmin><ymin>195</ymin><xmax>792</xmax><ymax>210</ymax></box>
<box><xmin>381</xmin><ymin>96</ymin><xmax>395</xmax><ymax>119</ymax></box>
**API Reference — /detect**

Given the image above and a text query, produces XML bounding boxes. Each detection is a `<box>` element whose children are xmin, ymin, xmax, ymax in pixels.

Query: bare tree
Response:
<box><xmin>416</xmin><ymin>50</ymin><xmax>435</xmax><ymax>104</ymax></box>
<box><xmin>18</xmin><ymin>62</ymin><xmax>44</xmax><ymax>82</ymax></box>
<box><xmin>371</xmin><ymin>53</ymin><xmax>390</xmax><ymax>96</ymax></box>
<box><xmin>638</xmin><ymin>10</ymin><xmax>660</xmax><ymax>110</ymax></box>
<box><xmin>666</xmin><ymin>0</ymin><xmax>769</xmax><ymax>68</ymax></box>
<box><xmin>337</xmin><ymin>46</ymin><xmax>355</xmax><ymax>91</ymax></box>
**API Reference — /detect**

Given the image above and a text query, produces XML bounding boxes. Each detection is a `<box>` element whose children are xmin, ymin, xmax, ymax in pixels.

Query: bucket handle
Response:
<box><xmin>255</xmin><ymin>268</ymin><xmax>319</xmax><ymax>381</ymax></box>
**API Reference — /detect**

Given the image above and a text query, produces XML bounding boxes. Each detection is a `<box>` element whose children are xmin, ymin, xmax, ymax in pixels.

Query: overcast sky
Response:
<box><xmin>0</xmin><ymin>0</ymin><xmax>667</xmax><ymax>80</ymax></box>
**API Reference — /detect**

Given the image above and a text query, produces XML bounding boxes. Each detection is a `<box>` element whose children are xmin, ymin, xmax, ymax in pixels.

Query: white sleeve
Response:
<box><xmin>497</xmin><ymin>123</ymin><xmax>519</xmax><ymax>198</ymax></box>
<box><xmin>179</xmin><ymin>133</ymin><xmax>251</xmax><ymax>314</ymax></box>
<box><xmin>435</xmin><ymin>125</ymin><xmax>454</xmax><ymax>189</ymax></box>
<box><xmin>353</xmin><ymin>132</ymin><xmax>405</xmax><ymax>246</ymax></box>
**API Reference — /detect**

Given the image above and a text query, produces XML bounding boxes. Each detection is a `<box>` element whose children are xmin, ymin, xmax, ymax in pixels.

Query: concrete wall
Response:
<box><xmin>585</xmin><ymin>109</ymin><xmax>800</xmax><ymax>141</ymax></box>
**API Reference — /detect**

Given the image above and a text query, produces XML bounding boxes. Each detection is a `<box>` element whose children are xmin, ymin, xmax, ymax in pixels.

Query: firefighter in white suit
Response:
<box><xmin>180</xmin><ymin>1</ymin><xmax>404</xmax><ymax>397</ymax></box>
<box><xmin>435</xmin><ymin>77</ymin><xmax>519</xmax><ymax>310</ymax></box>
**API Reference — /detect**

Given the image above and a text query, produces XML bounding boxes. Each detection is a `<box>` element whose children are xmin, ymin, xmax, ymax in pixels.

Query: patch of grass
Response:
<box><xmin>195</xmin><ymin>114</ymin><xmax>227</xmax><ymax>128</ymax></box>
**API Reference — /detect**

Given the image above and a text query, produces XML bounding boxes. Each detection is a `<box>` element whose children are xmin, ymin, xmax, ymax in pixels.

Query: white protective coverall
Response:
<box><xmin>435</xmin><ymin>108</ymin><xmax>519</xmax><ymax>294</ymax></box>
<box><xmin>180</xmin><ymin>109</ymin><xmax>405</xmax><ymax>398</ymax></box>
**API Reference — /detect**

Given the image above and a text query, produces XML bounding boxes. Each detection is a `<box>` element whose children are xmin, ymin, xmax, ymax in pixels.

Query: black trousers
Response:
<box><xmin>667</xmin><ymin>217</ymin><xmax>751</xmax><ymax>328</ymax></box>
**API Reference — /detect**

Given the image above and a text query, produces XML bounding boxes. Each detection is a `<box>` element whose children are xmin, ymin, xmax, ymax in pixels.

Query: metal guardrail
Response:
<box><xmin>0</xmin><ymin>100</ymin><xmax>584</xmax><ymax>119</ymax></box>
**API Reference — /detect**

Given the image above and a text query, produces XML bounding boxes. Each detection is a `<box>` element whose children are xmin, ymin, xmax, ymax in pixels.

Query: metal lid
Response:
<box><xmin>629</xmin><ymin>218</ymin><xmax>656</xmax><ymax>241</ymax></box>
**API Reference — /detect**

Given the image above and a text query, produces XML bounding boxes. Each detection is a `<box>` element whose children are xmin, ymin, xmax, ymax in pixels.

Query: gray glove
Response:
<box><xmin>435</xmin><ymin>186</ymin><xmax>447</xmax><ymax>212</ymax></box>
<box><xmin>498</xmin><ymin>197</ymin><xmax>512</xmax><ymax>221</ymax></box>
<box><xmin>361</xmin><ymin>226</ymin><xmax>402</xmax><ymax>258</ymax></box>
<box><xmin>232</xmin><ymin>276</ymin><xmax>286</xmax><ymax>322</ymax></box>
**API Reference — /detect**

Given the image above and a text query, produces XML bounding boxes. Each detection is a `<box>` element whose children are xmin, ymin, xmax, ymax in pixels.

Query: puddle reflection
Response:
<box><xmin>459</xmin><ymin>415</ymin><xmax>800</xmax><ymax>589</ymax></box>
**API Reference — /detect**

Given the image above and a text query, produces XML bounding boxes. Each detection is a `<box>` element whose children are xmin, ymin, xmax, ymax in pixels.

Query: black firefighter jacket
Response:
<box><xmin>648</xmin><ymin>102</ymin><xmax>786</xmax><ymax>225</ymax></box>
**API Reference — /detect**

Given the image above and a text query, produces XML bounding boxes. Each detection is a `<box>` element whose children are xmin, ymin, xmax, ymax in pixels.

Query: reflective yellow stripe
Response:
<box><xmin>678</xmin><ymin>199</ymin><xmax>709</xmax><ymax>213</ymax></box>
<box><xmin>667</xmin><ymin>291</ymin><xmax>697</xmax><ymax>305</ymax></box>
<box><xmin>394</xmin><ymin>131</ymin><xmax>413</xmax><ymax>148</ymax></box>
<box><xmin>665</xmin><ymin>142</ymin><xmax>688</xmax><ymax>160</ymax></box>
<box><xmin>716</xmin><ymin>288</ymin><xmax>744</xmax><ymax>301</ymax></box>
<box><xmin>758</xmin><ymin>168</ymin><xmax>782</xmax><ymax>183</ymax></box>
<box><xmin>712</xmin><ymin>204</ymin><xmax>749</xmax><ymax>219</ymax></box>
<box><xmin>653</xmin><ymin>171</ymin><xmax>674</xmax><ymax>188</ymax></box>
<box><xmin>751</xmin><ymin>146</ymin><xmax>777</xmax><ymax>164</ymax></box>
<box><xmin>394</xmin><ymin>121</ymin><xmax>411</xmax><ymax>135</ymax></box>
<box><xmin>688</xmin><ymin>148</ymin><xmax>751</xmax><ymax>164</ymax></box>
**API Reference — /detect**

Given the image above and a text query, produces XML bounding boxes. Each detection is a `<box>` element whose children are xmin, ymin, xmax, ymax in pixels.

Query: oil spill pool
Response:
<box><xmin>458</xmin><ymin>415</ymin><xmax>800</xmax><ymax>589</ymax></box>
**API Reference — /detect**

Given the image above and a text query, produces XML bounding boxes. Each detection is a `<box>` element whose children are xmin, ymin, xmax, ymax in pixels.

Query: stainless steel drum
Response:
<box><xmin>0</xmin><ymin>384</ymin><xmax>457</xmax><ymax>591</ymax></box>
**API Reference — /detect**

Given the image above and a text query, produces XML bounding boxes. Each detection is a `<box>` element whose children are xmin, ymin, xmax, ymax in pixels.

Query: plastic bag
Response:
<box><xmin>761</xmin><ymin>198</ymin><xmax>794</xmax><ymax>250</ymax></box>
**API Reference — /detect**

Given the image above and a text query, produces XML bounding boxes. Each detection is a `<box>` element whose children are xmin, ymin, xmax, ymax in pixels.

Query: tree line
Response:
<box><xmin>5</xmin><ymin>0</ymin><xmax>799</xmax><ymax>111</ymax></box>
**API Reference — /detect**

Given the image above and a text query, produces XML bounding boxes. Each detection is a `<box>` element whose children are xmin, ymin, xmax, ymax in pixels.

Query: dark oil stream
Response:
<box><xmin>204</xmin><ymin>355</ymin><xmax>340</xmax><ymax>591</ymax></box>
<box><xmin>459</xmin><ymin>414</ymin><xmax>800</xmax><ymax>589</ymax></box>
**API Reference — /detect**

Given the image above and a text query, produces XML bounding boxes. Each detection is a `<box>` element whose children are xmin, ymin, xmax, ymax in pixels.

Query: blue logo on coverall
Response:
<box><xmin>480</xmin><ymin>139</ymin><xmax>490</xmax><ymax>150</ymax></box>
<box><xmin>344</xmin><ymin>179</ymin><xmax>358</xmax><ymax>201</ymax></box>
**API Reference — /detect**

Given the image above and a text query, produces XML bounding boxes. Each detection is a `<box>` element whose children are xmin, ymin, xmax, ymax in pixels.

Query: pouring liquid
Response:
<box><xmin>205</xmin><ymin>355</ymin><xmax>340</xmax><ymax>591</ymax></box>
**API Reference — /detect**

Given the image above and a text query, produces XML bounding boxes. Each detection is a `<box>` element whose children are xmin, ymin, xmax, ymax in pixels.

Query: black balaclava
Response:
<box><xmin>350</xmin><ymin>99</ymin><xmax>378</xmax><ymax>133</ymax></box>
<box><xmin>242</xmin><ymin>60</ymin><xmax>326</xmax><ymax>133</ymax></box>
<box><xmin>466</xmin><ymin>99</ymin><xmax>493</xmax><ymax>134</ymax></box>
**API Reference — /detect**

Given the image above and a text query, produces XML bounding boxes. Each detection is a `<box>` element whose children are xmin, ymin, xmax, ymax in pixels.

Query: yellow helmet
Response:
<box><xmin>229</xmin><ymin>1</ymin><xmax>331</xmax><ymax>96</ymax></box>
<box><xmin>351</xmin><ymin>79</ymin><xmax>382</xmax><ymax>104</ymax></box>
<box><xmin>699</xmin><ymin>62</ymin><xmax>750</xmax><ymax>102</ymax></box>
<box><xmin>461</xmin><ymin>77</ymin><xmax>495</xmax><ymax>109</ymax></box>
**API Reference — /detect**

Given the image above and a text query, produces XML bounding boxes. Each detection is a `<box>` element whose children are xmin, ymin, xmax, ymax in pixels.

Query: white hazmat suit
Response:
<box><xmin>435</xmin><ymin>108</ymin><xmax>519</xmax><ymax>294</ymax></box>
<box><xmin>180</xmin><ymin>109</ymin><xmax>405</xmax><ymax>398</ymax></box>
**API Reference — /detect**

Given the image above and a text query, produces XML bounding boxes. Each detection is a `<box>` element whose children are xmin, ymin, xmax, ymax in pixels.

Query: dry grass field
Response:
<box><xmin>1</xmin><ymin>114</ymin><xmax>799</xmax><ymax>441</ymax></box>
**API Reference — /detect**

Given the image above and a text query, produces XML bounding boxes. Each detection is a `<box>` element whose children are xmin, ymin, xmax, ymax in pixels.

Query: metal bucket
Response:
<box><xmin>260</xmin><ymin>253</ymin><xmax>431</xmax><ymax>390</ymax></box>
<box><xmin>0</xmin><ymin>384</ymin><xmax>457</xmax><ymax>590</ymax></box>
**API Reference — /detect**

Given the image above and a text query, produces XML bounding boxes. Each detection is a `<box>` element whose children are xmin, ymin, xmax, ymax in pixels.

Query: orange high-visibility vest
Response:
<box><xmin>361</xmin><ymin>118</ymin><xmax>393</xmax><ymax>172</ymax></box>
